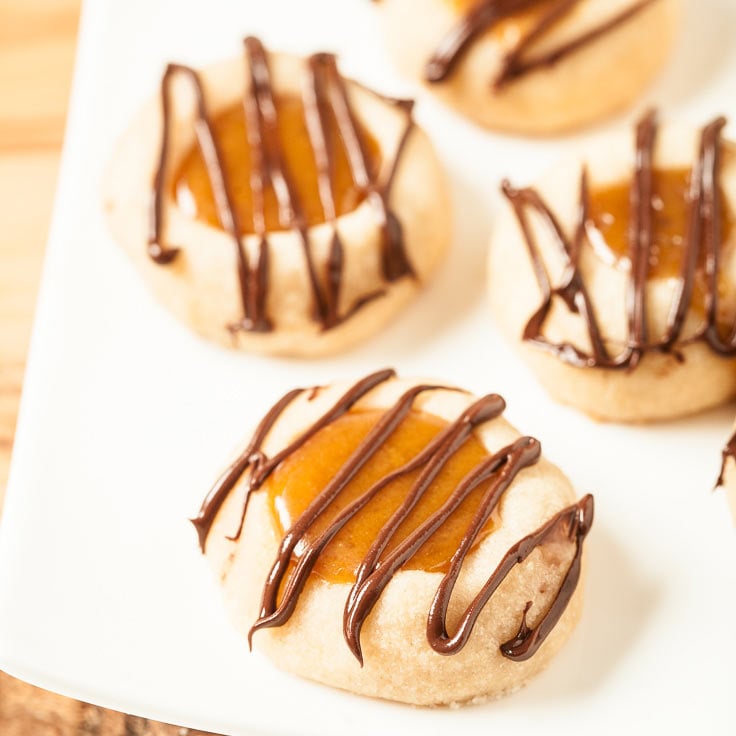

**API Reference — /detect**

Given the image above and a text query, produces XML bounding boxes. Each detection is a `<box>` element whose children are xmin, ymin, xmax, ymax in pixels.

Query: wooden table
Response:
<box><xmin>0</xmin><ymin>1</ymin><xmax>219</xmax><ymax>733</ymax></box>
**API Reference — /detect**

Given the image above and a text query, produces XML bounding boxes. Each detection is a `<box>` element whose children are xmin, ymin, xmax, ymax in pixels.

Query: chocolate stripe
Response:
<box><xmin>499</xmin><ymin>495</ymin><xmax>593</xmax><ymax>660</ymax></box>
<box><xmin>248</xmin><ymin>386</ymin><xmax>438</xmax><ymax>640</ymax></box>
<box><xmin>626</xmin><ymin>109</ymin><xmax>657</xmax><ymax>369</ymax></box>
<box><xmin>494</xmin><ymin>0</ymin><xmax>583</xmax><ymax>89</ymax></box>
<box><xmin>345</xmin><ymin>395</ymin><xmax>506</xmax><ymax>621</ymax></box>
<box><xmin>190</xmin><ymin>387</ymin><xmax>304</xmax><ymax>552</ymax></box>
<box><xmin>304</xmin><ymin>54</ymin><xmax>347</xmax><ymax>326</ymax></box>
<box><xmin>425</xmin><ymin>0</ymin><xmax>558</xmax><ymax>83</ymax></box>
<box><xmin>149</xmin><ymin>64</ymin><xmax>252</xmax><ymax>327</ymax></box>
<box><xmin>718</xmin><ymin>432</ymin><xmax>736</xmax><ymax>488</ymax></box>
<box><xmin>502</xmin><ymin>175</ymin><xmax>611</xmax><ymax>368</ymax></box>
<box><xmin>249</xmin><ymin>383</ymin><xmax>445</xmax><ymax>639</ymax></box>
<box><xmin>698</xmin><ymin>118</ymin><xmax>734</xmax><ymax>354</ymax></box>
<box><xmin>190</xmin><ymin>368</ymin><xmax>396</xmax><ymax>552</ymax></box>
<box><xmin>243</xmin><ymin>37</ymin><xmax>328</xmax><ymax>330</ymax></box>
<box><xmin>344</xmin><ymin>435</ymin><xmax>541</xmax><ymax>663</ymax></box>
<box><xmin>426</xmin><ymin>494</ymin><xmax>593</xmax><ymax>660</ymax></box>
<box><xmin>423</xmin><ymin>0</ymin><xmax>656</xmax><ymax>89</ymax></box>
<box><xmin>319</xmin><ymin>54</ymin><xmax>416</xmax><ymax>282</ymax></box>
<box><xmin>496</xmin><ymin>0</ymin><xmax>657</xmax><ymax>90</ymax></box>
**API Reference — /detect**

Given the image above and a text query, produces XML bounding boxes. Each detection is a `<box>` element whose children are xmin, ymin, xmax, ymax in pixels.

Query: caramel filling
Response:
<box><xmin>265</xmin><ymin>409</ymin><xmax>494</xmax><ymax>584</ymax></box>
<box><xmin>173</xmin><ymin>94</ymin><xmax>382</xmax><ymax>234</ymax></box>
<box><xmin>587</xmin><ymin>167</ymin><xmax>735</xmax><ymax>279</ymax></box>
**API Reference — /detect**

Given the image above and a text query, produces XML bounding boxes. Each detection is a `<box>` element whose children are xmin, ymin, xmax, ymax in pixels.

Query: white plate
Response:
<box><xmin>1</xmin><ymin>1</ymin><xmax>735</xmax><ymax>734</ymax></box>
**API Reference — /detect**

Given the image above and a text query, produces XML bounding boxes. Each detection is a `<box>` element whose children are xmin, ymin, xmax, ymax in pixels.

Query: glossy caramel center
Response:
<box><xmin>587</xmin><ymin>168</ymin><xmax>735</xmax><ymax>279</ymax></box>
<box><xmin>173</xmin><ymin>94</ymin><xmax>381</xmax><ymax>235</ymax></box>
<box><xmin>265</xmin><ymin>409</ymin><xmax>494</xmax><ymax>584</ymax></box>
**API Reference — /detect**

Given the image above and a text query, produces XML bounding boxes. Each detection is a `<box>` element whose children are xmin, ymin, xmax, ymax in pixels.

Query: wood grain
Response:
<box><xmin>0</xmin><ymin>672</ymin><xmax>216</xmax><ymax>736</ymax></box>
<box><xmin>0</xmin><ymin>1</ymin><xmax>223</xmax><ymax>733</ymax></box>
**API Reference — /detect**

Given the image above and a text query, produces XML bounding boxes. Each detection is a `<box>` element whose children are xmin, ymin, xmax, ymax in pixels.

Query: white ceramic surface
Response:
<box><xmin>1</xmin><ymin>1</ymin><xmax>735</xmax><ymax>734</ymax></box>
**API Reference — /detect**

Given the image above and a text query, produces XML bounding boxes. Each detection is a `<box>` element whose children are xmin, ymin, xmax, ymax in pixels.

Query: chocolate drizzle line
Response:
<box><xmin>502</xmin><ymin>111</ymin><xmax>735</xmax><ymax>370</ymax></box>
<box><xmin>424</xmin><ymin>0</ymin><xmax>656</xmax><ymax>89</ymax></box>
<box><xmin>148</xmin><ymin>37</ymin><xmax>416</xmax><ymax>334</ymax></box>
<box><xmin>192</xmin><ymin>369</ymin><xmax>594</xmax><ymax>663</ymax></box>
<box><xmin>717</xmin><ymin>431</ymin><xmax>736</xmax><ymax>488</ymax></box>
<box><xmin>431</xmin><ymin>494</ymin><xmax>593</xmax><ymax>661</ymax></box>
<box><xmin>190</xmin><ymin>368</ymin><xmax>396</xmax><ymax>551</ymax></box>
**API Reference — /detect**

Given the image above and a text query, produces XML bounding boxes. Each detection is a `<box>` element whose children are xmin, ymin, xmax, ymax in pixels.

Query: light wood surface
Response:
<box><xmin>0</xmin><ymin>0</ymin><xmax>81</xmax><ymax>500</ymax></box>
<box><xmin>0</xmin><ymin>1</ymin><xmax>219</xmax><ymax>732</ymax></box>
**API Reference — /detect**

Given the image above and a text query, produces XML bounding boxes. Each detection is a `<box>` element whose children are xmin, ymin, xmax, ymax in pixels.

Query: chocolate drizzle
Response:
<box><xmin>424</xmin><ymin>0</ymin><xmax>656</xmax><ymax>88</ymax></box>
<box><xmin>148</xmin><ymin>37</ymin><xmax>415</xmax><ymax>334</ymax></box>
<box><xmin>190</xmin><ymin>368</ymin><xmax>396</xmax><ymax>550</ymax></box>
<box><xmin>717</xmin><ymin>431</ymin><xmax>736</xmax><ymax>488</ymax></box>
<box><xmin>502</xmin><ymin>111</ymin><xmax>735</xmax><ymax>369</ymax></box>
<box><xmin>192</xmin><ymin>369</ymin><xmax>594</xmax><ymax>663</ymax></box>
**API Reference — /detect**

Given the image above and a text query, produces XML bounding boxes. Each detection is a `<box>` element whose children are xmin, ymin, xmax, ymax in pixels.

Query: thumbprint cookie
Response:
<box><xmin>372</xmin><ymin>0</ymin><xmax>679</xmax><ymax>134</ymax></box>
<box><xmin>488</xmin><ymin>111</ymin><xmax>736</xmax><ymax>421</ymax></box>
<box><xmin>104</xmin><ymin>37</ymin><xmax>450</xmax><ymax>356</ymax></box>
<box><xmin>192</xmin><ymin>369</ymin><xmax>594</xmax><ymax>705</ymax></box>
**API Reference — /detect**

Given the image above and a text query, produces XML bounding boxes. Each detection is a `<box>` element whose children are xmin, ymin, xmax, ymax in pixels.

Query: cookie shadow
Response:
<box><xmin>510</xmin><ymin>523</ymin><xmax>662</xmax><ymax>705</ymax></box>
<box><xmin>412</xmin><ymin>161</ymin><xmax>494</xmax><ymax>330</ymax></box>
<box><xmin>649</xmin><ymin>0</ymin><xmax>736</xmax><ymax>108</ymax></box>
<box><xmin>355</xmin><ymin>163</ymin><xmax>493</xmax><ymax>359</ymax></box>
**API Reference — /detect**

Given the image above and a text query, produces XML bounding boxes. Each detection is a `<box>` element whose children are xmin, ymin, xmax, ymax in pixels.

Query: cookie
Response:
<box><xmin>192</xmin><ymin>369</ymin><xmax>594</xmax><ymax>705</ymax></box>
<box><xmin>372</xmin><ymin>0</ymin><xmax>680</xmax><ymax>134</ymax></box>
<box><xmin>488</xmin><ymin>111</ymin><xmax>736</xmax><ymax>421</ymax></box>
<box><xmin>104</xmin><ymin>37</ymin><xmax>450</xmax><ymax>356</ymax></box>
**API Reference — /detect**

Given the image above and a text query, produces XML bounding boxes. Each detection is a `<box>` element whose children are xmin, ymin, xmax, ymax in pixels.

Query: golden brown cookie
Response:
<box><xmin>104</xmin><ymin>37</ymin><xmax>450</xmax><ymax>356</ymax></box>
<box><xmin>192</xmin><ymin>369</ymin><xmax>594</xmax><ymax>705</ymax></box>
<box><xmin>488</xmin><ymin>111</ymin><xmax>736</xmax><ymax>421</ymax></box>
<box><xmin>372</xmin><ymin>0</ymin><xmax>680</xmax><ymax>134</ymax></box>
